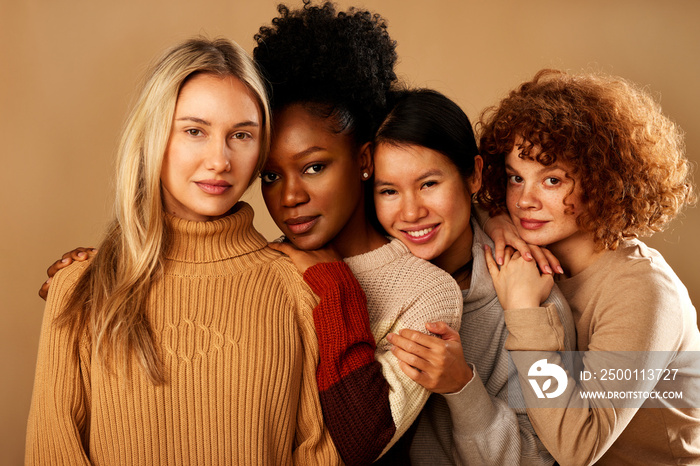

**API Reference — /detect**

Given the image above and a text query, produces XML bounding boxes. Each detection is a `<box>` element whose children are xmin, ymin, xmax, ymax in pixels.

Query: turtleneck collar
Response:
<box><xmin>163</xmin><ymin>202</ymin><xmax>268</xmax><ymax>263</ymax></box>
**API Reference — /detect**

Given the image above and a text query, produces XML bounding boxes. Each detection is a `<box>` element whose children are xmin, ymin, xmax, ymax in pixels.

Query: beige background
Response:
<box><xmin>2</xmin><ymin>0</ymin><xmax>698</xmax><ymax>463</ymax></box>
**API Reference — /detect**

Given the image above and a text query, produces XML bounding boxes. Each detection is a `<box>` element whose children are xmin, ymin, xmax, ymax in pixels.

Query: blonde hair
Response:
<box><xmin>58</xmin><ymin>37</ymin><xmax>271</xmax><ymax>383</ymax></box>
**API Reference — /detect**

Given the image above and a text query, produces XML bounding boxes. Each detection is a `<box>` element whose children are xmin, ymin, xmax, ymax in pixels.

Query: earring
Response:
<box><xmin>362</xmin><ymin>172</ymin><xmax>369</xmax><ymax>179</ymax></box>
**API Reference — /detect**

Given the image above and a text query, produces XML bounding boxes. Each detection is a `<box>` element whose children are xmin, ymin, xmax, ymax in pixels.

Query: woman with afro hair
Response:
<box><xmin>252</xmin><ymin>2</ymin><xmax>466</xmax><ymax>464</ymax></box>
<box><xmin>478</xmin><ymin>69</ymin><xmax>700</xmax><ymax>464</ymax></box>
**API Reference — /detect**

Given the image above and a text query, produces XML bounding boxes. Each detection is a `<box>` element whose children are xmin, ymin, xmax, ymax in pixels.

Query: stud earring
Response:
<box><xmin>363</xmin><ymin>172</ymin><xmax>369</xmax><ymax>179</ymax></box>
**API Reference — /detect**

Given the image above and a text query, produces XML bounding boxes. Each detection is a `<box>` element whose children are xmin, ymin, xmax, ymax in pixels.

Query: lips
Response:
<box><xmin>400</xmin><ymin>224</ymin><xmax>439</xmax><ymax>244</ymax></box>
<box><xmin>285</xmin><ymin>216</ymin><xmax>320</xmax><ymax>235</ymax></box>
<box><xmin>196</xmin><ymin>179</ymin><xmax>232</xmax><ymax>195</ymax></box>
<box><xmin>519</xmin><ymin>218</ymin><xmax>548</xmax><ymax>230</ymax></box>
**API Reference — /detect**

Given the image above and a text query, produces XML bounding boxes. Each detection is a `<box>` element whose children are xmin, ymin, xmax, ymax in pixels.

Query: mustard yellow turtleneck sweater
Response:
<box><xmin>26</xmin><ymin>203</ymin><xmax>340</xmax><ymax>466</ymax></box>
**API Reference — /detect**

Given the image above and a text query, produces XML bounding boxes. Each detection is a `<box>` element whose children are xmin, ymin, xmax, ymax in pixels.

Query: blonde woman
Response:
<box><xmin>26</xmin><ymin>37</ymin><xmax>340</xmax><ymax>465</ymax></box>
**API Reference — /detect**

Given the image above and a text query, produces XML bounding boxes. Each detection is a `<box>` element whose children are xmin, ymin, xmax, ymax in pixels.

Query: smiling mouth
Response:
<box><xmin>406</xmin><ymin>226</ymin><xmax>435</xmax><ymax>238</ymax></box>
<box><xmin>285</xmin><ymin>216</ymin><xmax>320</xmax><ymax>235</ymax></box>
<box><xmin>400</xmin><ymin>224</ymin><xmax>439</xmax><ymax>243</ymax></box>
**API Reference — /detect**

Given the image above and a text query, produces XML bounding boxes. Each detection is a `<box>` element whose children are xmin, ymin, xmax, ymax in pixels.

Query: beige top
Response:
<box><xmin>505</xmin><ymin>238</ymin><xmax>700</xmax><ymax>465</ymax></box>
<box><xmin>25</xmin><ymin>203</ymin><xmax>340</xmax><ymax>466</ymax></box>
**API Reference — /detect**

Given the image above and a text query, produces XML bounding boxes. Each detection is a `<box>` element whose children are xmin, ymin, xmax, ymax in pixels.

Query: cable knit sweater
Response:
<box><xmin>302</xmin><ymin>238</ymin><xmax>463</xmax><ymax>465</ymax></box>
<box><xmin>25</xmin><ymin>203</ymin><xmax>340</xmax><ymax>466</ymax></box>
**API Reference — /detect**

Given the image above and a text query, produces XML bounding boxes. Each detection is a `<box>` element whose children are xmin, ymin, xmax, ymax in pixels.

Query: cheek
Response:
<box><xmin>505</xmin><ymin>187</ymin><xmax>519</xmax><ymax>210</ymax></box>
<box><xmin>372</xmin><ymin>196</ymin><xmax>394</xmax><ymax>230</ymax></box>
<box><xmin>261</xmin><ymin>186</ymin><xmax>282</xmax><ymax>220</ymax></box>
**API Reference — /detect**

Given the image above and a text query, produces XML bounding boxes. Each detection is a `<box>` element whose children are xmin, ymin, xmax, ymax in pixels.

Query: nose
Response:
<box><xmin>205</xmin><ymin>140</ymin><xmax>231</xmax><ymax>173</ymax></box>
<box><xmin>517</xmin><ymin>182</ymin><xmax>541</xmax><ymax>210</ymax></box>
<box><xmin>281</xmin><ymin>176</ymin><xmax>310</xmax><ymax>207</ymax></box>
<box><xmin>400</xmin><ymin>193</ymin><xmax>428</xmax><ymax>223</ymax></box>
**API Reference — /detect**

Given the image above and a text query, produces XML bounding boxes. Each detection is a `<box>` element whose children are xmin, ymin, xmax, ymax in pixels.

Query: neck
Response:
<box><xmin>330</xmin><ymin>201</ymin><xmax>389</xmax><ymax>258</ymax></box>
<box><xmin>548</xmin><ymin>231</ymin><xmax>604</xmax><ymax>277</ymax></box>
<box><xmin>432</xmin><ymin>223</ymin><xmax>474</xmax><ymax>276</ymax></box>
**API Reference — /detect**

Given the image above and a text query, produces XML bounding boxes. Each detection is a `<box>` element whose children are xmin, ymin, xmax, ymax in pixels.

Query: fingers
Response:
<box><xmin>425</xmin><ymin>321</ymin><xmax>460</xmax><ymax>342</ymax></box>
<box><xmin>492</xmin><ymin>233</ymin><xmax>508</xmax><ymax>267</ymax></box>
<box><xmin>47</xmin><ymin>258</ymin><xmax>70</xmax><ymax>278</ymax></box>
<box><xmin>529</xmin><ymin>245</ymin><xmax>564</xmax><ymax>274</ymax></box>
<box><xmin>40</xmin><ymin>247</ymin><xmax>97</xmax><ymax>300</ymax></box>
<box><xmin>484</xmin><ymin>244</ymin><xmax>500</xmax><ymax>279</ymax></box>
<box><xmin>38</xmin><ymin>278</ymin><xmax>51</xmax><ymax>300</ymax></box>
<box><xmin>388</xmin><ymin>333</ymin><xmax>433</xmax><ymax>373</ymax></box>
<box><xmin>504</xmin><ymin>237</ymin><xmax>533</xmax><ymax>263</ymax></box>
<box><xmin>69</xmin><ymin>247</ymin><xmax>97</xmax><ymax>262</ymax></box>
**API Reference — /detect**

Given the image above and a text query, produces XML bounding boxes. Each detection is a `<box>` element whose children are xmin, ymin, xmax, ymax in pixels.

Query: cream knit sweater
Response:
<box><xmin>26</xmin><ymin>203</ymin><xmax>340</xmax><ymax>466</ymax></box>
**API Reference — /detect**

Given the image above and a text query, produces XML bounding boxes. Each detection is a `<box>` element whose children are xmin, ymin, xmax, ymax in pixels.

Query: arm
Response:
<box><xmin>389</xmin><ymin>324</ymin><xmax>556</xmax><ymax>466</ymax></box>
<box><xmin>303</xmin><ymin>262</ymin><xmax>394</xmax><ymax>466</ymax></box>
<box><xmin>269</xmin><ymin>241</ymin><xmax>392</xmax><ymax>465</ymax></box>
<box><xmin>288</xmin><ymin>267</ymin><xmax>343</xmax><ymax>465</ymax></box>
<box><xmin>26</xmin><ymin>262</ymin><xmax>92</xmax><ymax>465</ymax></box>
<box><xmin>486</xmin><ymin>247</ymin><xmax>681</xmax><ymax>465</ymax></box>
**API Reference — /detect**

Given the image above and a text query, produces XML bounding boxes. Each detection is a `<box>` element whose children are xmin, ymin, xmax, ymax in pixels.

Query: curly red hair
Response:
<box><xmin>477</xmin><ymin>69</ymin><xmax>695</xmax><ymax>250</ymax></box>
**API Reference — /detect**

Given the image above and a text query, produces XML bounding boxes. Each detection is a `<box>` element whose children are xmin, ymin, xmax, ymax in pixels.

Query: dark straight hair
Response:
<box><xmin>375</xmin><ymin>88</ymin><xmax>479</xmax><ymax>178</ymax></box>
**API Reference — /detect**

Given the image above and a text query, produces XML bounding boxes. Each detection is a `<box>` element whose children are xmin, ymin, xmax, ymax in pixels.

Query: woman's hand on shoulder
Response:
<box><xmin>268</xmin><ymin>240</ymin><xmax>342</xmax><ymax>274</ymax></box>
<box><xmin>483</xmin><ymin>213</ymin><xmax>563</xmax><ymax>275</ymax></box>
<box><xmin>39</xmin><ymin>247</ymin><xmax>97</xmax><ymax>300</ymax></box>
<box><xmin>484</xmin><ymin>245</ymin><xmax>553</xmax><ymax>310</ymax></box>
<box><xmin>386</xmin><ymin>321</ymin><xmax>473</xmax><ymax>394</ymax></box>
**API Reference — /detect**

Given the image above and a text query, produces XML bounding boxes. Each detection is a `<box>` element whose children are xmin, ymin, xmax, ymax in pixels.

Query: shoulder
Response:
<box><xmin>381</xmin><ymin>243</ymin><xmax>463</xmax><ymax>328</ymax></box>
<box><xmin>264</xmin><ymin>247</ymin><xmax>319</xmax><ymax>310</ymax></box>
<box><xmin>599</xmin><ymin>240</ymin><xmax>687</xmax><ymax>302</ymax></box>
<box><xmin>46</xmin><ymin>260</ymin><xmax>91</xmax><ymax>310</ymax></box>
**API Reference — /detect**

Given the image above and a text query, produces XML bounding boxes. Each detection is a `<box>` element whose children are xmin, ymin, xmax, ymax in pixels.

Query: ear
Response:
<box><xmin>358</xmin><ymin>142</ymin><xmax>374</xmax><ymax>179</ymax></box>
<box><xmin>466</xmin><ymin>155</ymin><xmax>483</xmax><ymax>195</ymax></box>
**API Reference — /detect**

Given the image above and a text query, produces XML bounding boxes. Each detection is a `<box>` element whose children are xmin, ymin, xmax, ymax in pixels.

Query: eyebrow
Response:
<box><xmin>506</xmin><ymin>162</ymin><xmax>566</xmax><ymax>174</ymax></box>
<box><xmin>374</xmin><ymin>169</ymin><xmax>444</xmax><ymax>188</ymax></box>
<box><xmin>292</xmin><ymin>146</ymin><xmax>326</xmax><ymax>161</ymax></box>
<box><xmin>175</xmin><ymin>117</ymin><xmax>259</xmax><ymax>128</ymax></box>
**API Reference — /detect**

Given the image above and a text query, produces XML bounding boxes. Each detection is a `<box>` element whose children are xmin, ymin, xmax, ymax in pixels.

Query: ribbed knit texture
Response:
<box><xmin>304</xmin><ymin>238</ymin><xmax>463</xmax><ymax>465</ymax></box>
<box><xmin>408</xmin><ymin>219</ymin><xmax>575</xmax><ymax>465</ymax></box>
<box><xmin>506</xmin><ymin>238</ymin><xmax>700</xmax><ymax>465</ymax></box>
<box><xmin>26</xmin><ymin>203</ymin><xmax>340</xmax><ymax>466</ymax></box>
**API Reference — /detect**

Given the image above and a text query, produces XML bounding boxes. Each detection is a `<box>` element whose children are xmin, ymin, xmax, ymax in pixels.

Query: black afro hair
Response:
<box><xmin>253</xmin><ymin>0</ymin><xmax>398</xmax><ymax>143</ymax></box>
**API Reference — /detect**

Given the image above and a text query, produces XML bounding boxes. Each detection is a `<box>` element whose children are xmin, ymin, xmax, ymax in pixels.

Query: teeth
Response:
<box><xmin>406</xmin><ymin>227</ymin><xmax>434</xmax><ymax>238</ymax></box>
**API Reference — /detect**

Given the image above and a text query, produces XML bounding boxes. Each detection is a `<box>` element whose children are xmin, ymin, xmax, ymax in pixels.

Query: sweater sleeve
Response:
<box><xmin>26</xmin><ymin>262</ymin><xmax>92</xmax><ymax>465</ymax></box>
<box><xmin>290</xmin><ymin>268</ymin><xmax>343</xmax><ymax>465</ymax></box>
<box><xmin>303</xmin><ymin>261</ymin><xmax>394</xmax><ymax>466</ymax></box>
<box><xmin>435</xmin><ymin>290</ymin><xmax>574</xmax><ymax>466</ymax></box>
<box><xmin>305</xmin><ymin>261</ymin><xmax>464</xmax><ymax>464</ymax></box>
<box><xmin>373</xmin><ymin>275</ymin><xmax>463</xmax><ymax>454</ymax></box>
<box><xmin>503</xmin><ymin>263</ymin><xmax>684</xmax><ymax>466</ymax></box>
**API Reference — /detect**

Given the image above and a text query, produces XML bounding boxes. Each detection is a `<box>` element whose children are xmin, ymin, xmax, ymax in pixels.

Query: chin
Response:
<box><xmin>285</xmin><ymin>234</ymin><xmax>326</xmax><ymax>252</ymax></box>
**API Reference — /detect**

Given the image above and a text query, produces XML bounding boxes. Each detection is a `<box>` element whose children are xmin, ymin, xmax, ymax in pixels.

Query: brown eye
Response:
<box><xmin>260</xmin><ymin>172</ymin><xmax>279</xmax><ymax>184</ymax></box>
